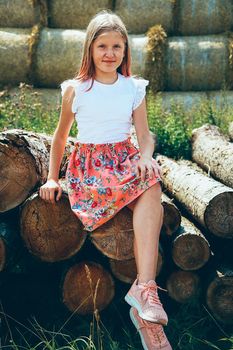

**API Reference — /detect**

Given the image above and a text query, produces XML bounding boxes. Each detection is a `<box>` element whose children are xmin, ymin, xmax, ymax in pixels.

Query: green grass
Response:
<box><xmin>1</xmin><ymin>85</ymin><xmax>233</xmax><ymax>160</ymax></box>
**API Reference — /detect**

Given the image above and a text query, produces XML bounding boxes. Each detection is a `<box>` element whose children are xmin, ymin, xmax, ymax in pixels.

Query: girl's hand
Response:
<box><xmin>137</xmin><ymin>155</ymin><xmax>161</xmax><ymax>182</ymax></box>
<box><xmin>39</xmin><ymin>179</ymin><xmax>63</xmax><ymax>204</ymax></box>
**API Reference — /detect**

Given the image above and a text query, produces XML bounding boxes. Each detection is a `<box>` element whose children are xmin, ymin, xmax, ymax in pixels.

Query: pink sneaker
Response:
<box><xmin>125</xmin><ymin>278</ymin><xmax>168</xmax><ymax>325</ymax></box>
<box><xmin>130</xmin><ymin>307</ymin><xmax>172</xmax><ymax>350</ymax></box>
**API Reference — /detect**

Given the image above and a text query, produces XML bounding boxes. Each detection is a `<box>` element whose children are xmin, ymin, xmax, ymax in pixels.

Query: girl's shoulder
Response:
<box><xmin>122</xmin><ymin>75</ymin><xmax>149</xmax><ymax>91</ymax></box>
<box><xmin>60</xmin><ymin>79</ymin><xmax>88</xmax><ymax>96</ymax></box>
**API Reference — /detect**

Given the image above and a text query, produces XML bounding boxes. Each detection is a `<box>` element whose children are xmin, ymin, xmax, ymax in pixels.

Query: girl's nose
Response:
<box><xmin>105</xmin><ymin>48</ymin><xmax>114</xmax><ymax>57</ymax></box>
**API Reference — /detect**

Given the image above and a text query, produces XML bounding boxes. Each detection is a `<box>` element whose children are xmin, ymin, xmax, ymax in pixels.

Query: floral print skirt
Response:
<box><xmin>65</xmin><ymin>137</ymin><xmax>162</xmax><ymax>232</ymax></box>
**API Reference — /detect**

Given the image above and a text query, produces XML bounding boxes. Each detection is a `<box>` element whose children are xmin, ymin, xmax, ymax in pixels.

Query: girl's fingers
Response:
<box><xmin>56</xmin><ymin>186</ymin><xmax>63</xmax><ymax>201</ymax></box>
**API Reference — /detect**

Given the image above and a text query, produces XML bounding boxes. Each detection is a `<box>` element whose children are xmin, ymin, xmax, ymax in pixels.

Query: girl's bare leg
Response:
<box><xmin>127</xmin><ymin>182</ymin><xmax>163</xmax><ymax>283</ymax></box>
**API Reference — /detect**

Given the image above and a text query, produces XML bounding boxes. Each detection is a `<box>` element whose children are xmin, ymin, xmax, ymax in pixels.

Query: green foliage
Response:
<box><xmin>147</xmin><ymin>90</ymin><xmax>233</xmax><ymax>160</ymax></box>
<box><xmin>0</xmin><ymin>84</ymin><xmax>77</xmax><ymax>137</ymax></box>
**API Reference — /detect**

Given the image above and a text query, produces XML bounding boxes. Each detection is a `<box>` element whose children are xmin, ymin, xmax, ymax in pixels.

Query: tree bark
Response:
<box><xmin>172</xmin><ymin>216</ymin><xmax>210</xmax><ymax>271</ymax></box>
<box><xmin>166</xmin><ymin>270</ymin><xmax>201</xmax><ymax>303</ymax></box>
<box><xmin>161</xmin><ymin>193</ymin><xmax>181</xmax><ymax>236</ymax></box>
<box><xmin>61</xmin><ymin>261</ymin><xmax>115</xmax><ymax>315</ymax></box>
<box><xmin>20</xmin><ymin>192</ymin><xmax>86</xmax><ymax>262</ymax></box>
<box><xmin>192</xmin><ymin>124</ymin><xmax>233</xmax><ymax>188</ymax></box>
<box><xmin>206</xmin><ymin>266</ymin><xmax>233</xmax><ymax>325</ymax></box>
<box><xmin>229</xmin><ymin>121</ymin><xmax>233</xmax><ymax>142</ymax></box>
<box><xmin>0</xmin><ymin>129</ymin><xmax>75</xmax><ymax>212</ymax></box>
<box><xmin>156</xmin><ymin>154</ymin><xmax>233</xmax><ymax>239</ymax></box>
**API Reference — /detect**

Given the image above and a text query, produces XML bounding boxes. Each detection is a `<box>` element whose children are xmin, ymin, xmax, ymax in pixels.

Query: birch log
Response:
<box><xmin>192</xmin><ymin>124</ymin><xmax>233</xmax><ymax>188</ymax></box>
<box><xmin>172</xmin><ymin>216</ymin><xmax>210</xmax><ymax>270</ymax></box>
<box><xmin>20</xmin><ymin>192</ymin><xmax>86</xmax><ymax>262</ymax></box>
<box><xmin>156</xmin><ymin>155</ymin><xmax>233</xmax><ymax>239</ymax></box>
<box><xmin>62</xmin><ymin>261</ymin><xmax>115</xmax><ymax>315</ymax></box>
<box><xmin>161</xmin><ymin>193</ymin><xmax>181</xmax><ymax>236</ymax></box>
<box><xmin>229</xmin><ymin>122</ymin><xmax>233</xmax><ymax>142</ymax></box>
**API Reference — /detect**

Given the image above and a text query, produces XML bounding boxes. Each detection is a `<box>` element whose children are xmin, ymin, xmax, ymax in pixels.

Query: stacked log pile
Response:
<box><xmin>0</xmin><ymin>126</ymin><xmax>232</xmax><ymax>326</ymax></box>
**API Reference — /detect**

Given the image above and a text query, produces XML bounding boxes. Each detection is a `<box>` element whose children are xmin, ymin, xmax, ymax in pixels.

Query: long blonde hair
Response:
<box><xmin>74</xmin><ymin>10</ymin><xmax>131</xmax><ymax>85</ymax></box>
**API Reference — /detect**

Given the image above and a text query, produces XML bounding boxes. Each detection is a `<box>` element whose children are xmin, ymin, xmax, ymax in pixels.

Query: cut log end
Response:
<box><xmin>205</xmin><ymin>192</ymin><xmax>233</xmax><ymax>239</ymax></box>
<box><xmin>109</xmin><ymin>250</ymin><xmax>163</xmax><ymax>284</ymax></box>
<box><xmin>172</xmin><ymin>234</ymin><xmax>210</xmax><ymax>271</ymax></box>
<box><xmin>0</xmin><ymin>145</ymin><xmax>38</xmax><ymax>212</ymax></box>
<box><xmin>62</xmin><ymin>261</ymin><xmax>115</xmax><ymax>315</ymax></box>
<box><xmin>167</xmin><ymin>270</ymin><xmax>201</xmax><ymax>303</ymax></box>
<box><xmin>207</xmin><ymin>276</ymin><xmax>233</xmax><ymax>324</ymax></box>
<box><xmin>20</xmin><ymin>193</ymin><xmax>86</xmax><ymax>262</ymax></box>
<box><xmin>90</xmin><ymin>207</ymin><xmax>134</xmax><ymax>260</ymax></box>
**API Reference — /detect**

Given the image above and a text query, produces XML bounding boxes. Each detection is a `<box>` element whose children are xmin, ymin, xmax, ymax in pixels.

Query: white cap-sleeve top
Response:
<box><xmin>60</xmin><ymin>73</ymin><xmax>149</xmax><ymax>144</ymax></box>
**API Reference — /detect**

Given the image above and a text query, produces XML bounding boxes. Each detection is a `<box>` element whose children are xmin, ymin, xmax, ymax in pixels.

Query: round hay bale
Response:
<box><xmin>129</xmin><ymin>35</ymin><xmax>148</xmax><ymax>77</ymax></box>
<box><xmin>35</xmin><ymin>28</ymin><xmax>85</xmax><ymax>87</ymax></box>
<box><xmin>0</xmin><ymin>0</ymin><xmax>35</xmax><ymax>28</ymax></box>
<box><xmin>49</xmin><ymin>0</ymin><xmax>112</xmax><ymax>29</ymax></box>
<box><xmin>178</xmin><ymin>0</ymin><xmax>233</xmax><ymax>35</ymax></box>
<box><xmin>115</xmin><ymin>0</ymin><xmax>174</xmax><ymax>34</ymax></box>
<box><xmin>165</xmin><ymin>35</ymin><xmax>229</xmax><ymax>91</ymax></box>
<box><xmin>0</xmin><ymin>28</ymin><xmax>31</xmax><ymax>86</ymax></box>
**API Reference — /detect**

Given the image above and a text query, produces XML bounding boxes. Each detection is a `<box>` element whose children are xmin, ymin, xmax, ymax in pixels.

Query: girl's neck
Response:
<box><xmin>94</xmin><ymin>71</ymin><xmax>118</xmax><ymax>85</ymax></box>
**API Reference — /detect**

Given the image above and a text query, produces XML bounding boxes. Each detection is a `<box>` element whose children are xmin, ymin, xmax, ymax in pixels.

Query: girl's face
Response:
<box><xmin>92</xmin><ymin>31</ymin><xmax>126</xmax><ymax>77</ymax></box>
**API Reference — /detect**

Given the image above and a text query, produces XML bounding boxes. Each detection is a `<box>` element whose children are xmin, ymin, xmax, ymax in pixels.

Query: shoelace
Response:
<box><xmin>139</xmin><ymin>319</ymin><xmax>167</xmax><ymax>346</ymax></box>
<box><xmin>142</xmin><ymin>285</ymin><xmax>166</xmax><ymax>306</ymax></box>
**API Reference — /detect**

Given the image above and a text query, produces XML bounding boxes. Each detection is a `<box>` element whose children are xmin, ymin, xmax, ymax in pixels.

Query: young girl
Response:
<box><xmin>39</xmin><ymin>10</ymin><xmax>172</xmax><ymax>350</ymax></box>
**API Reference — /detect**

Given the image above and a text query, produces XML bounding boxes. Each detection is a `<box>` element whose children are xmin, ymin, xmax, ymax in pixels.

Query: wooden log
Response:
<box><xmin>229</xmin><ymin>121</ymin><xmax>233</xmax><ymax>142</ymax></box>
<box><xmin>206</xmin><ymin>266</ymin><xmax>233</xmax><ymax>325</ymax></box>
<box><xmin>20</xmin><ymin>192</ymin><xmax>86</xmax><ymax>262</ymax></box>
<box><xmin>109</xmin><ymin>245</ymin><xmax>164</xmax><ymax>284</ymax></box>
<box><xmin>0</xmin><ymin>129</ymin><xmax>75</xmax><ymax>212</ymax></box>
<box><xmin>161</xmin><ymin>193</ymin><xmax>181</xmax><ymax>236</ymax></box>
<box><xmin>166</xmin><ymin>270</ymin><xmax>201</xmax><ymax>303</ymax></box>
<box><xmin>172</xmin><ymin>216</ymin><xmax>210</xmax><ymax>271</ymax></box>
<box><xmin>156</xmin><ymin>154</ymin><xmax>233</xmax><ymax>239</ymax></box>
<box><xmin>90</xmin><ymin>207</ymin><xmax>134</xmax><ymax>260</ymax></box>
<box><xmin>192</xmin><ymin>124</ymin><xmax>233</xmax><ymax>188</ymax></box>
<box><xmin>62</xmin><ymin>261</ymin><xmax>114</xmax><ymax>315</ymax></box>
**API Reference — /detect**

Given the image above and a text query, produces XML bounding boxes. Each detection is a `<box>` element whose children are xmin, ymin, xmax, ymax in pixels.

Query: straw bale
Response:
<box><xmin>129</xmin><ymin>35</ymin><xmax>148</xmax><ymax>77</ymax></box>
<box><xmin>35</xmin><ymin>29</ymin><xmax>86</xmax><ymax>87</ymax></box>
<box><xmin>0</xmin><ymin>0</ymin><xmax>36</xmax><ymax>27</ymax></box>
<box><xmin>0</xmin><ymin>28</ymin><xmax>31</xmax><ymax>86</ymax></box>
<box><xmin>49</xmin><ymin>0</ymin><xmax>112</xmax><ymax>29</ymax></box>
<box><xmin>165</xmin><ymin>35</ymin><xmax>229</xmax><ymax>91</ymax></box>
<box><xmin>178</xmin><ymin>0</ymin><xmax>233</xmax><ymax>35</ymax></box>
<box><xmin>115</xmin><ymin>0</ymin><xmax>174</xmax><ymax>34</ymax></box>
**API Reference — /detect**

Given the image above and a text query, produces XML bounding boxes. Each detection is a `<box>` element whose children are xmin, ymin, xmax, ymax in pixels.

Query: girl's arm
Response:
<box><xmin>133</xmin><ymin>98</ymin><xmax>160</xmax><ymax>181</ymax></box>
<box><xmin>39</xmin><ymin>86</ymin><xmax>75</xmax><ymax>203</ymax></box>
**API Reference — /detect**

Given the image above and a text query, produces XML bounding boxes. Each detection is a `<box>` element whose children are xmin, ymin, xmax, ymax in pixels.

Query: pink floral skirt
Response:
<box><xmin>65</xmin><ymin>137</ymin><xmax>162</xmax><ymax>232</ymax></box>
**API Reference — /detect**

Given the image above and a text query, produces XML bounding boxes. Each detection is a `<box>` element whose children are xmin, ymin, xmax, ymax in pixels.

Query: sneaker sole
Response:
<box><xmin>125</xmin><ymin>294</ymin><xmax>168</xmax><ymax>326</ymax></box>
<box><xmin>129</xmin><ymin>307</ymin><xmax>149</xmax><ymax>350</ymax></box>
